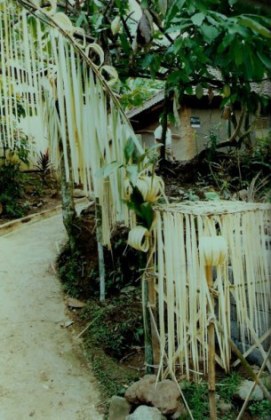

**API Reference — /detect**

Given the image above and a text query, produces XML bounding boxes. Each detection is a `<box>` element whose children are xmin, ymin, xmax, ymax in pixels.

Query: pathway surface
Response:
<box><xmin>0</xmin><ymin>213</ymin><xmax>102</xmax><ymax>420</ymax></box>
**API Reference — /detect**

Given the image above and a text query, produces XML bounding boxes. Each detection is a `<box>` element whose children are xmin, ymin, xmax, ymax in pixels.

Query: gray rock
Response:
<box><xmin>236</xmin><ymin>379</ymin><xmax>264</xmax><ymax>401</ymax></box>
<box><xmin>108</xmin><ymin>396</ymin><xmax>131</xmax><ymax>420</ymax></box>
<box><xmin>125</xmin><ymin>377</ymin><xmax>181</xmax><ymax>416</ymax></box>
<box><xmin>151</xmin><ymin>380</ymin><xmax>181</xmax><ymax>415</ymax></box>
<box><xmin>252</xmin><ymin>367</ymin><xmax>271</xmax><ymax>391</ymax></box>
<box><xmin>232</xmin><ymin>340</ymin><xmax>266</xmax><ymax>366</ymax></box>
<box><xmin>170</xmin><ymin>402</ymin><xmax>187</xmax><ymax>419</ymax></box>
<box><xmin>125</xmin><ymin>375</ymin><xmax>157</xmax><ymax>405</ymax></box>
<box><xmin>217</xmin><ymin>399</ymin><xmax>232</xmax><ymax>414</ymax></box>
<box><xmin>238</xmin><ymin>189</ymin><xmax>248</xmax><ymax>201</ymax></box>
<box><xmin>126</xmin><ymin>405</ymin><xmax>166</xmax><ymax>420</ymax></box>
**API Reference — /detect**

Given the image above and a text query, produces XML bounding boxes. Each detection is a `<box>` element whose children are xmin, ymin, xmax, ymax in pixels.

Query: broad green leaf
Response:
<box><xmin>158</xmin><ymin>0</ymin><xmax>168</xmax><ymax>16</ymax></box>
<box><xmin>124</xmin><ymin>137</ymin><xmax>135</xmax><ymax>163</ymax></box>
<box><xmin>231</xmin><ymin>43</ymin><xmax>243</xmax><ymax>66</ymax></box>
<box><xmin>238</xmin><ymin>16</ymin><xmax>271</xmax><ymax>39</ymax></box>
<box><xmin>257</xmin><ymin>51</ymin><xmax>271</xmax><ymax>70</ymax></box>
<box><xmin>149</xmin><ymin>54</ymin><xmax>162</xmax><ymax>78</ymax></box>
<box><xmin>185</xmin><ymin>86</ymin><xmax>193</xmax><ymax>95</ymax></box>
<box><xmin>141</xmin><ymin>54</ymin><xmax>153</xmax><ymax>70</ymax></box>
<box><xmin>76</xmin><ymin>12</ymin><xmax>88</xmax><ymax>28</ymax></box>
<box><xmin>218</xmin><ymin>33</ymin><xmax>234</xmax><ymax>53</ymax></box>
<box><xmin>139</xmin><ymin>202</ymin><xmax>154</xmax><ymax>230</ymax></box>
<box><xmin>200</xmin><ymin>24</ymin><xmax>220</xmax><ymax>42</ymax></box>
<box><xmin>204</xmin><ymin>191</ymin><xmax>220</xmax><ymax>201</ymax></box>
<box><xmin>119</xmin><ymin>33</ymin><xmax>131</xmax><ymax>53</ymax></box>
<box><xmin>195</xmin><ymin>84</ymin><xmax>204</xmax><ymax>99</ymax></box>
<box><xmin>165</xmin><ymin>0</ymin><xmax>186</xmax><ymax>27</ymax></box>
<box><xmin>129</xmin><ymin>187</ymin><xmax>144</xmax><ymax>208</ymax></box>
<box><xmin>223</xmin><ymin>85</ymin><xmax>231</xmax><ymax>97</ymax></box>
<box><xmin>111</xmin><ymin>16</ymin><xmax>121</xmax><ymax>35</ymax></box>
<box><xmin>206</xmin><ymin>11</ymin><xmax>223</xmax><ymax>26</ymax></box>
<box><xmin>191</xmin><ymin>12</ymin><xmax>205</xmax><ymax>27</ymax></box>
<box><xmin>141</xmin><ymin>0</ymin><xmax>148</xmax><ymax>8</ymax></box>
<box><xmin>173</xmin><ymin>37</ymin><xmax>183</xmax><ymax>54</ymax></box>
<box><xmin>126</xmin><ymin>164</ymin><xmax>138</xmax><ymax>186</ymax></box>
<box><xmin>167</xmin><ymin>70</ymin><xmax>182</xmax><ymax>85</ymax></box>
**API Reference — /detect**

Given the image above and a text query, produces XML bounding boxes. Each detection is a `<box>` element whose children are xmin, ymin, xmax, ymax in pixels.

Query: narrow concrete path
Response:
<box><xmin>0</xmin><ymin>214</ymin><xmax>102</xmax><ymax>420</ymax></box>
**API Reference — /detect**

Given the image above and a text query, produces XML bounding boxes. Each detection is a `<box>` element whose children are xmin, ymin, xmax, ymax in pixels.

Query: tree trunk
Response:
<box><xmin>95</xmin><ymin>198</ymin><xmax>106</xmax><ymax>302</ymax></box>
<box><xmin>159</xmin><ymin>86</ymin><xmax>172</xmax><ymax>166</ymax></box>
<box><xmin>55</xmin><ymin>99</ymin><xmax>78</xmax><ymax>253</ymax></box>
<box><xmin>59</xmin><ymin>144</ymin><xmax>78</xmax><ymax>253</ymax></box>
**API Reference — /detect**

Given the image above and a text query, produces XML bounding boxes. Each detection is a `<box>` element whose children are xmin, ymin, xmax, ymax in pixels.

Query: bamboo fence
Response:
<box><xmin>145</xmin><ymin>201</ymin><xmax>271</xmax><ymax>380</ymax></box>
<box><xmin>1</xmin><ymin>2</ymin><xmax>271</xmax><ymax>386</ymax></box>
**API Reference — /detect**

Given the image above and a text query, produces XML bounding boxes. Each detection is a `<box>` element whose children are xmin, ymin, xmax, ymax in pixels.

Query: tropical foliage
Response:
<box><xmin>59</xmin><ymin>0</ymin><xmax>271</xmax><ymax>149</ymax></box>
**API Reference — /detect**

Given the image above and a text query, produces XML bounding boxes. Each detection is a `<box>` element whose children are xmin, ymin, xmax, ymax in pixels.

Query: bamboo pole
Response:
<box><xmin>199</xmin><ymin>236</ymin><xmax>227</xmax><ymax>420</ymax></box>
<box><xmin>141</xmin><ymin>252</ymin><xmax>153</xmax><ymax>374</ymax></box>
<box><xmin>205</xmin><ymin>265</ymin><xmax>217</xmax><ymax>420</ymax></box>
<box><xmin>143</xmin><ymin>275</ymin><xmax>153</xmax><ymax>374</ymax></box>
<box><xmin>148</xmin><ymin>254</ymin><xmax>160</xmax><ymax>371</ymax></box>
<box><xmin>215</xmin><ymin>321</ymin><xmax>271</xmax><ymax>402</ymax></box>
<box><xmin>237</xmin><ymin>345</ymin><xmax>271</xmax><ymax>420</ymax></box>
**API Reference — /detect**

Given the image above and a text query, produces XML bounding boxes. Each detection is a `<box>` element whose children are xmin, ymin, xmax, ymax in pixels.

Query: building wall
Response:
<box><xmin>135</xmin><ymin>106</ymin><xmax>230</xmax><ymax>161</ymax></box>
<box><xmin>134</xmin><ymin>105</ymin><xmax>271</xmax><ymax>161</ymax></box>
<box><xmin>0</xmin><ymin>115</ymin><xmax>48</xmax><ymax>169</ymax></box>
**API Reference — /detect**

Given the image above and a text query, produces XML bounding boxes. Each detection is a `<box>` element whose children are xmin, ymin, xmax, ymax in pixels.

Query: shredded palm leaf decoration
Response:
<box><xmin>0</xmin><ymin>0</ymin><xmax>143</xmax><ymax>246</ymax></box>
<box><xmin>1</xmin><ymin>1</ymin><xmax>270</xmax><ymax>383</ymax></box>
<box><xmin>152</xmin><ymin>201</ymin><xmax>271</xmax><ymax>379</ymax></box>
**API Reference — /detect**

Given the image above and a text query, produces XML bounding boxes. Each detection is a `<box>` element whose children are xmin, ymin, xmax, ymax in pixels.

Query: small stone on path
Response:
<box><xmin>125</xmin><ymin>375</ymin><xmax>156</xmax><ymax>405</ymax></box>
<box><xmin>151</xmin><ymin>379</ymin><xmax>181</xmax><ymax>415</ymax></box>
<box><xmin>67</xmin><ymin>297</ymin><xmax>86</xmax><ymax>308</ymax></box>
<box><xmin>108</xmin><ymin>396</ymin><xmax>131</xmax><ymax>420</ymax></box>
<box><xmin>126</xmin><ymin>405</ymin><xmax>166</xmax><ymax>420</ymax></box>
<box><xmin>236</xmin><ymin>379</ymin><xmax>264</xmax><ymax>401</ymax></box>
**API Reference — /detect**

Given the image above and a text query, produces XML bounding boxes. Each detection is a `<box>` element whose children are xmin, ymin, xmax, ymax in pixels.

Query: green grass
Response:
<box><xmin>249</xmin><ymin>400</ymin><xmax>271</xmax><ymax>419</ymax></box>
<box><xmin>216</xmin><ymin>372</ymin><xmax>241</xmax><ymax>402</ymax></box>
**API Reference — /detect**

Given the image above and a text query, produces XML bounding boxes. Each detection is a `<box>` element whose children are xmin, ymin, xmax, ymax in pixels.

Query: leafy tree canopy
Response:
<box><xmin>46</xmin><ymin>1</ymin><xmax>271</xmax><ymax>145</ymax></box>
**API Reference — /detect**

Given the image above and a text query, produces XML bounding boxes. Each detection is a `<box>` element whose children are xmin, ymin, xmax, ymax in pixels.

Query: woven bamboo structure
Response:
<box><xmin>147</xmin><ymin>201</ymin><xmax>271</xmax><ymax>380</ymax></box>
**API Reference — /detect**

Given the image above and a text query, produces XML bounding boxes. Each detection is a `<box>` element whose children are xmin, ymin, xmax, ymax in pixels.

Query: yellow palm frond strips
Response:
<box><xmin>0</xmin><ymin>0</ymin><xmax>143</xmax><ymax>246</ymax></box>
<box><xmin>153</xmin><ymin>201</ymin><xmax>271</xmax><ymax>380</ymax></box>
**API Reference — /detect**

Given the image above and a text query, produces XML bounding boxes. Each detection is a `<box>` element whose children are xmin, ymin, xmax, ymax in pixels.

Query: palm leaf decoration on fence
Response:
<box><xmin>1</xmin><ymin>1</ymin><xmax>271</xmax><ymax>391</ymax></box>
<box><xmin>0</xmin><ymin>0</ymin><xmax>143</xmax><ymax>246</ymax></box>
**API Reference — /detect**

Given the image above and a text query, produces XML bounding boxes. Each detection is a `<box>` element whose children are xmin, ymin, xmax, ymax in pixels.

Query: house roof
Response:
<box><xmin>126</xmin><ymin>79</ymin><xmax>271</xmax><ymax>120</ymax></box>
<box><xmin>126</xmin><ymin>90</ymin><xmax>165</xmax><ymax>119</ymax></box>
<box><xmin>251</xmin><ymin>80</ymin><xmax>271</xmax><ymax>97</ymax></box>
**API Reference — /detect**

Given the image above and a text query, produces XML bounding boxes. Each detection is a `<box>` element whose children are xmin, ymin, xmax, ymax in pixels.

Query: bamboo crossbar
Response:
<box><xmin>156</xmin><ymin>201</ymin><xmax>271</xmax><ymax>216</ymax></box>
